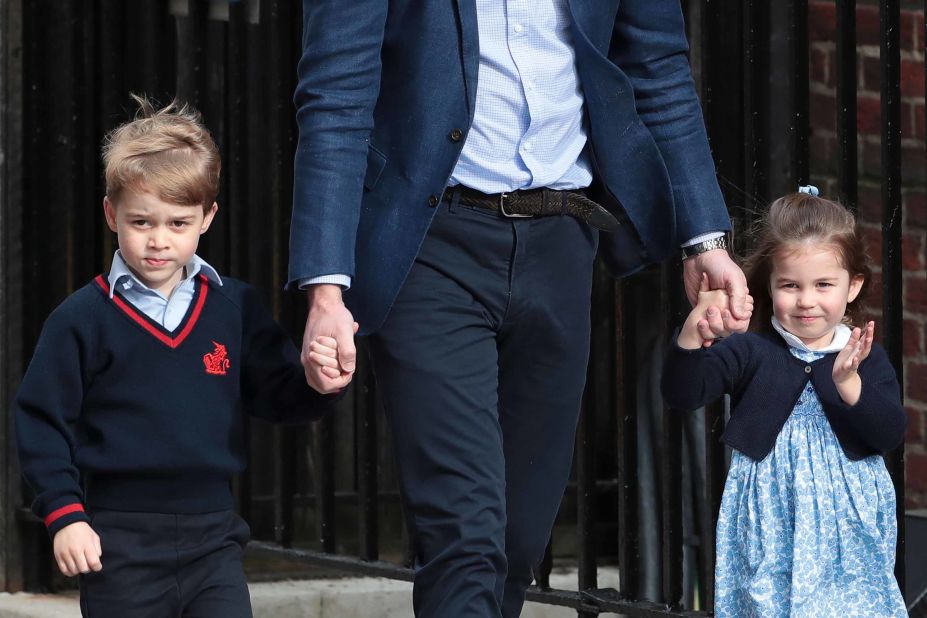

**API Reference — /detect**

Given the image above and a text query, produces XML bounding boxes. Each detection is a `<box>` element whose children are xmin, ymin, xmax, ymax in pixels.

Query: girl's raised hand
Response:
<box><xmin>832</xmin><ymin>321</ymin><xmax>874</xmax><ymax>406</ymax></box>
<box><xmin>833</xmin><ymin>321</ymin><xmax>874</xmax><ymax>383</ymax></box>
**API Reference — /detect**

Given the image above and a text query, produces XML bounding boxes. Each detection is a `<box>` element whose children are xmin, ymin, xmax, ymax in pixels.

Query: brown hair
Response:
<box><xmin>744</xmin><ymin>192</ymin><xmax>871</xmax><ymax>331</ymax></box>
<box><xmin>103</xmin><ymin>94</ymin><xmax>220</xmax><ymax>213</ymax></box>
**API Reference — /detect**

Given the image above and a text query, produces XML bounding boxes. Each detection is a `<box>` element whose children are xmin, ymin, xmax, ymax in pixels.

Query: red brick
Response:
<box><xmin>857</xmin><ymin>183</ymin><xmax>882</xmax><ymax>224</ymax></box>
<box><xmin>861</xmin><ymin>55</ymin><xmax>881</xmax><ymax>93</ymax></box>
<box><xmin>918</xmin><ymin>101</ymin><xmax>926</xmax><ymax>141</ymax></box>
<box><xmin>904</xmin><ymin>319</ymin><xmax>923</xmax><ymax>356</ymax></box>
<box><xmin>905</xmin><ymin>406</ymin><xmax>924</xmax><ymax>444</ymax></box>
<box><xmin>811</xmin><ymin>47</ymin><xmax>832</xmax><ymax>87</ymax></box>
<box><xmin>856</xmin><ymin>4</ymin><xmax>881</xmax><ymax>47</ymax></box>
<box><xmin>857</xmin><ymin>95</ymin><xmax>882</xmax><ymax>136</ymax></box>
<box><xmin>901</xmin><ymin>10</ymin><xmax>919</xmax><ymax>51</ymax></box>
<box><xmin>906</xmin><ymin>362</ymin><xmax>927</xmax><ymax>403</ymax></box>
<box><xmin>861</xmin><ymin>139</ymin><xmax>882</xmax><ymax>178</ymax></box>
<box><xmin>862</xmin><ymin>226</ymin><xmax>884</xmax><ymax>263</ymax></box>
<box><xmin>900</xmin><ymin>58</ymin><xmax>925</xmax><ymax>98</ymax></box>
<box><xmin>809</xmin><ymin>2</ymin><xmax>837</xmax><ymax>42</ymax></box>
<box><xmin>902</xmin><ymin>231</ymin><xmax>924</xmax><ymax>270</ymax></box>
<box><xmin>811</xmin><ymin>91</ymin><xmax>836</xmax><ymax>132</ymax></box>
<box><xmin>902</xmin><ymin>142</ymin><xmax>927</xmax><ymax>184</ymax></box>
<box><xmin>906</xmin><ymin>276</ymin><xmax>927</xmax><ymax>315</ymax></box>
<box><xmin>906</xmin><ymin>452</ymin><xmax>927</xmax><ymax>492</ymax></box>
<box><xmin>905</xmin><ymin>191</ymin><xmax>927</xmax><ymax>227</ymax></box>
<box><xmin>810</xmin><ymin>133</ymin><xmax>837</xmax><ymax>174</ymax></box>
<box><xmin>902</xmin><ymin>100</ymin><xmax>924</xmax><ymax>140</ymax></box>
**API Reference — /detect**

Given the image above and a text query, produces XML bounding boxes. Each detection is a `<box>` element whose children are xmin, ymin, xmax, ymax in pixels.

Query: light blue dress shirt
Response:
<box><xmin>107</xmin><ymin>251</ymin><xmax>223</xmax><ymax>331</ymax></box>
<box><xmin>449</xmin><ymin>0</ymin><xmax>593</xmax><ymax>192</ymax></box>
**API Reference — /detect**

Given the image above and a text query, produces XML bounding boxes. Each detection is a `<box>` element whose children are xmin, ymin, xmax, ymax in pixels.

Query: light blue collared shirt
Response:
<box><xmin>107</xmin><ymin>251</ymin><xmax>223</xmax><ymax>331</ymax></box>
<box><xmin>449</xmin><ymin>0</ymin><xmax>593</xmax><ymax>192</ymax></box>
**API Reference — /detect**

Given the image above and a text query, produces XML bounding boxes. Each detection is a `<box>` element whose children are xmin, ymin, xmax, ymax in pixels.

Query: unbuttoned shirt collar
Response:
<box><xmin>107</xmin><ymin>251</ymin><xmax>222</xmax><ymax>298</ymax></box>
<box><xmin>107</xmin><ymin>252</ymin><xmax>222</xmax><ymax>331</ymax></box>
<box><xmin>772</xmin><ymin>316</ymin><xmax>851</xmax><ymax>354</ymax></box>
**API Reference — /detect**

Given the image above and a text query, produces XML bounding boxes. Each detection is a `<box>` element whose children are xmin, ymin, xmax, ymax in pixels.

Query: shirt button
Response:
<box><xmin>804</xmin><ymin>365</ymin><xmax>812</xmax><ymax>374</ymax></box>
<box><xmin>428</xmin><ymin>194</ymin><xmax>439</xmax><ymax>207</ymax></box>
<box><xmin>524</xmin><ymin>142</ymin><xmax>533</xmax><ymax>152</ymax></box>
<box><xmin>513</xmin><ymin>24</ymin><xmax>523</xmax><ymax>33</ymax></box>
<box><xmin>449</xmin><ymin>128</ymin><xmax>463</xmax><ymax>142</ymax></box>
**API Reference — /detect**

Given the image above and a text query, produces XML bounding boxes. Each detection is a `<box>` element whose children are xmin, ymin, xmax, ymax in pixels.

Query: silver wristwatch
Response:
<box><xmin>680</xmin><ymin>235</ymin><xmax>728</xmax><ymax>261</ymax></box>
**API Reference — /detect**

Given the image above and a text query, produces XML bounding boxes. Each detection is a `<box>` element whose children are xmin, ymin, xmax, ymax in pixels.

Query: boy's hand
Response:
<box><xmin>833</xmin><ymin>321</ymin><xmax>875</xmax><ymax>406</ymax></box>
<box><xmin>308</xmin><ymin>334</ymin><xmax>357</xmax><ymax>381</ymax></box>
<box><xmin>303</xmin><ymin>284</ymin><xmax>358</xmax><ymax>394</ymax></box>
<box><xmin>53</xmin><ymin>521</ymin><xmax>102</xmax><ymax>576</ymax></box>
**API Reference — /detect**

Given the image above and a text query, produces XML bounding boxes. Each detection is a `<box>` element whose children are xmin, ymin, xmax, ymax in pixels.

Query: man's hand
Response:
<box><xmin>53</xmin><ymin>521</ymin><xmax>102</xmax><ymax>576</ymax></box>
<box><xmin>302</xmin><ymin>284</ymin><xmax>358</xmax><ymax>394</ymax></box>
<box><xmin>683</xmin><ymin>248</ymin><xmax>751</xmax><ymax>337</ymax></box>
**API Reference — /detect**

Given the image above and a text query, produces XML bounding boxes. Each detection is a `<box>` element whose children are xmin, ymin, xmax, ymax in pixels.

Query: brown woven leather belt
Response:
<box><xmin>444</xmin><ymin>186</ymin><xmax>619</xmax><ymax>232</ymax></box>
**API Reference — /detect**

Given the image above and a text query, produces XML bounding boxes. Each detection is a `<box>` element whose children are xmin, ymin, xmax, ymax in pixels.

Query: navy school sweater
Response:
<box><xmin>14</xmin><ymin>274</ymin><xmax>336</xmax><ymax>536</ymax></box>
<box><xmin>661</xmin><ymin>330</ymin><xmax>906</xmax><ymax>462</ymax></box>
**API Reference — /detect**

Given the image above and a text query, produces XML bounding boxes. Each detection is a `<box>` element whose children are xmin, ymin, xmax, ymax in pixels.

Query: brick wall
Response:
<box><xmin>808</xmin><ymin>0</ymin><xmax>926</xmax><ymax>507</ymax></box>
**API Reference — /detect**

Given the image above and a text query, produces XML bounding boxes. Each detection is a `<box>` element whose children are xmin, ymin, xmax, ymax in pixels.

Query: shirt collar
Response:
<box><xmin>771</xmin><ymin>316</ymin><xmax>851</xmax><ymax>354</ymax></box>
<box><xmin>107</xmin><ymin>251</ymin><xmax>223</xmax><ymax>298</ymax></box>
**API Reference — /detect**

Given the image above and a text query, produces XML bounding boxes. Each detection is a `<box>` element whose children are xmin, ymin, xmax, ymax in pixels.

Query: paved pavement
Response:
<box><xmin>0</xmin><ymin>568</ymin><xmax>622</xmax><ymax>617</ymax></box>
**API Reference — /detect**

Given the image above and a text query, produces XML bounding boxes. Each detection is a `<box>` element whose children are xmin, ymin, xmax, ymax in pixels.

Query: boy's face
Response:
<box><xmin>103</xmin><ymin>190</ymin><xmax>217</xmax><ymax>297</ymax></box>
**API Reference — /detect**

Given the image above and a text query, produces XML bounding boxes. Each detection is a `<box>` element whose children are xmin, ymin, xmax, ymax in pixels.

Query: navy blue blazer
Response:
<box><xmin>289</xmin><ymin>0</ymin><xmax>731</xmax><ymax>334</ymax></box>
<box><xmin>662</xmin><ymin>331</ymin><xmax>907</xmax><ymax>461</ymax></box>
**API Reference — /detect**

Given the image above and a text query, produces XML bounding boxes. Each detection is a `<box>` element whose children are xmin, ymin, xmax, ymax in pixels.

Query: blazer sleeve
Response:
<box><xmin>288</xmin><ymin>0</ymin><xmax>389</xmax><ymax>289</ymax></box>
<box><xmin>817</xmin><ymin>344</ymin><xmax>907</xmax><ymax>453</ymax></box>
<box><xmin>609</xmin><ymin>0</ymin><xmax>731</xmax><ymax>242</ymax></box>
<box><xmin>661</xmin><ymin>332</ymin><xmax>752</xmax><ymax>410</ymax></box>
<box><xmin>13</xmin><ymin>308</ymin><xmax>92</xmax><ymax>537</ymax></box>
<box><xmin>240</xmin><ymin>284</ymin><xmax>340</xmax><ymax>423</ymax></box>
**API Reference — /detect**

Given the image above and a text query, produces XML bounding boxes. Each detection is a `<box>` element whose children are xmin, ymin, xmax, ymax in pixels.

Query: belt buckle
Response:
<box><xmin>498</xmin><ymin>192</ymin><xmax>533</xmax><ymax>218</ymax></box>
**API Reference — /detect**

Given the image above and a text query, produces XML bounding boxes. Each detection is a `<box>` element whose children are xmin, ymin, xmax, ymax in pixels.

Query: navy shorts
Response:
<box><xmin>79</xmin><ymin>509</ymin><xmax>252</xmax><ymax>618</ymax></box>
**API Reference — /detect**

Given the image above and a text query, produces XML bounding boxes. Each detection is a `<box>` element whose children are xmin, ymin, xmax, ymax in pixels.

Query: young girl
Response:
<box><xmin>662</xmin><ymin>192</ymin><xmax>907</xmax><ymax>617</ymax></box>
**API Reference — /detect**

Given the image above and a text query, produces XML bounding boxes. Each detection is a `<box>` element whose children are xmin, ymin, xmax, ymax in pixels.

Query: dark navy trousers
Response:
<box><xmin>79</xmin><ymin>509</ymin><xmax>252</xmax><ymax>618</ymax></box>
<box><xmin>368</xmin><ymin>199</ymin><xmax>598</xmax><ymax>617</ymax></box>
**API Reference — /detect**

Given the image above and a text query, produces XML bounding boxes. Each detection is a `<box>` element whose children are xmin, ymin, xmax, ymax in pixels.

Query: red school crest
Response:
<box><xmin>203</xmin><ymin>341</ymin><xmax>231</xmax><ymax>376</ymax></box>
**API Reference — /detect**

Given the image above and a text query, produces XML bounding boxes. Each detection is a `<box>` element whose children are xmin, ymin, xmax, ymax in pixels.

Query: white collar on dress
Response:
<box><xmin>771</xmin><ymin>316</ymin><xmax>851</xmax><ymax>354</ymax></box>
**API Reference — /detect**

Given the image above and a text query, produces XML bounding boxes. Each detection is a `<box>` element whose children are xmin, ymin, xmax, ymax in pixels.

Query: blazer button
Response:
<box><xmin>449</xmin><ymin>128</ymin><xmax>463</xmax><ymax>142</ymax></box>
<box><xmin>804</xmin><ymin>365</ymin><xmax>812</xmax><ymax>374</ymax></box>
<box><xmin>428</xmin><ymin>194</ymin><xmax>439</xmax><ymax>207</ymax></box>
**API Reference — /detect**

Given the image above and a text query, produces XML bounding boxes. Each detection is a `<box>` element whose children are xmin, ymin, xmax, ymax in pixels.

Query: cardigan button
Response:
<box><xmin>804</xmin><ymin>365</ymin><xmax>812</xmax><ymax>374</ymax></box>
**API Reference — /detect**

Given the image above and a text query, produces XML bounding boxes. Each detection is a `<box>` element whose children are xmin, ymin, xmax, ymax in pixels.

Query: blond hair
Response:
<box><xmin>103</xmin><ymin>94</ymin><xmax>220</xmax><ymax>213</ymax></box>
<box><xmin>745</xmin><ymin>192</ymin><xmax>871</xmax><ymax>330</ymax></box>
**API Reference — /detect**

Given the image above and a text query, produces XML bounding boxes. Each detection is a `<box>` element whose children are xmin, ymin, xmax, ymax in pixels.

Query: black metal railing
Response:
<box><xmin>0</xmin><ymin>0</ymin><xmax>914</xmax><ymax>614</ymax></box>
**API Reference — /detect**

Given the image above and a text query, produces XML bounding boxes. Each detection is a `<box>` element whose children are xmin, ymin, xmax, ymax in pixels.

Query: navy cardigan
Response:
<box><xmin>661</xmin><ymin>330</ymin><xmax>906</xmax><ymax>461</ymax></box>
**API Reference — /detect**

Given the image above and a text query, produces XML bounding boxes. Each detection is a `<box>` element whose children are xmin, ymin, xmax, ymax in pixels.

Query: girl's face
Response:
<box><xmin>769</xmin><ymin>245</ymin><xmax>864</xmax><ymax>350</ymax></box>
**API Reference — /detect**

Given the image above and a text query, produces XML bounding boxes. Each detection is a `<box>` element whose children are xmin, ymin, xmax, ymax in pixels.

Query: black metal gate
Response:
<box><xmin>0</xmin><ymin>0</ymin><xmax>912</xmax><ymax>615</ymax></box>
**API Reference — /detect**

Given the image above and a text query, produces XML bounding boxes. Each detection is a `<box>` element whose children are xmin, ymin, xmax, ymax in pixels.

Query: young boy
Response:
<box><xmin>13</xmin><ymin>97</ymin><xmax>341</xmax><ymax>617</ymax></box>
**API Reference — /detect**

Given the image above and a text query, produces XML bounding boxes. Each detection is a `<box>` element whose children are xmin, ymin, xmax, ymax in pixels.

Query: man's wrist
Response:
<box><xmin>681</xmin><ymin>234</ymin><xmax>729</xmax><ymax>261</ymax></box>
<box><xmin>307</xmin><ymin>283</ymin><xmax>343</xmax><ymax>306</ymax></box>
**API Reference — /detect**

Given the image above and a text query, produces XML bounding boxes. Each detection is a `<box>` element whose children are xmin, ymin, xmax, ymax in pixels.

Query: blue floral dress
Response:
<box><xmin>714</xmin><ymin>344</ymin><xmax>907</xmax><ymax>617</ymax></box>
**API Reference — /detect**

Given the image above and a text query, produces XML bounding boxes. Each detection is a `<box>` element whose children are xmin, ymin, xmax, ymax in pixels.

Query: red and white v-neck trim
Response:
<box><xmin>94</xmin><ymin>274</ymin><xmax>209</xmax><ymax>349</ymax></box>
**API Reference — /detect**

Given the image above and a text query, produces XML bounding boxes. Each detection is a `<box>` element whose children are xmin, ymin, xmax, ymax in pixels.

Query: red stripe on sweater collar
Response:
<box><xmin>94</xmin><ymin>274</ymin><xmax>209</xmax><ymax>349</ymax></box>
